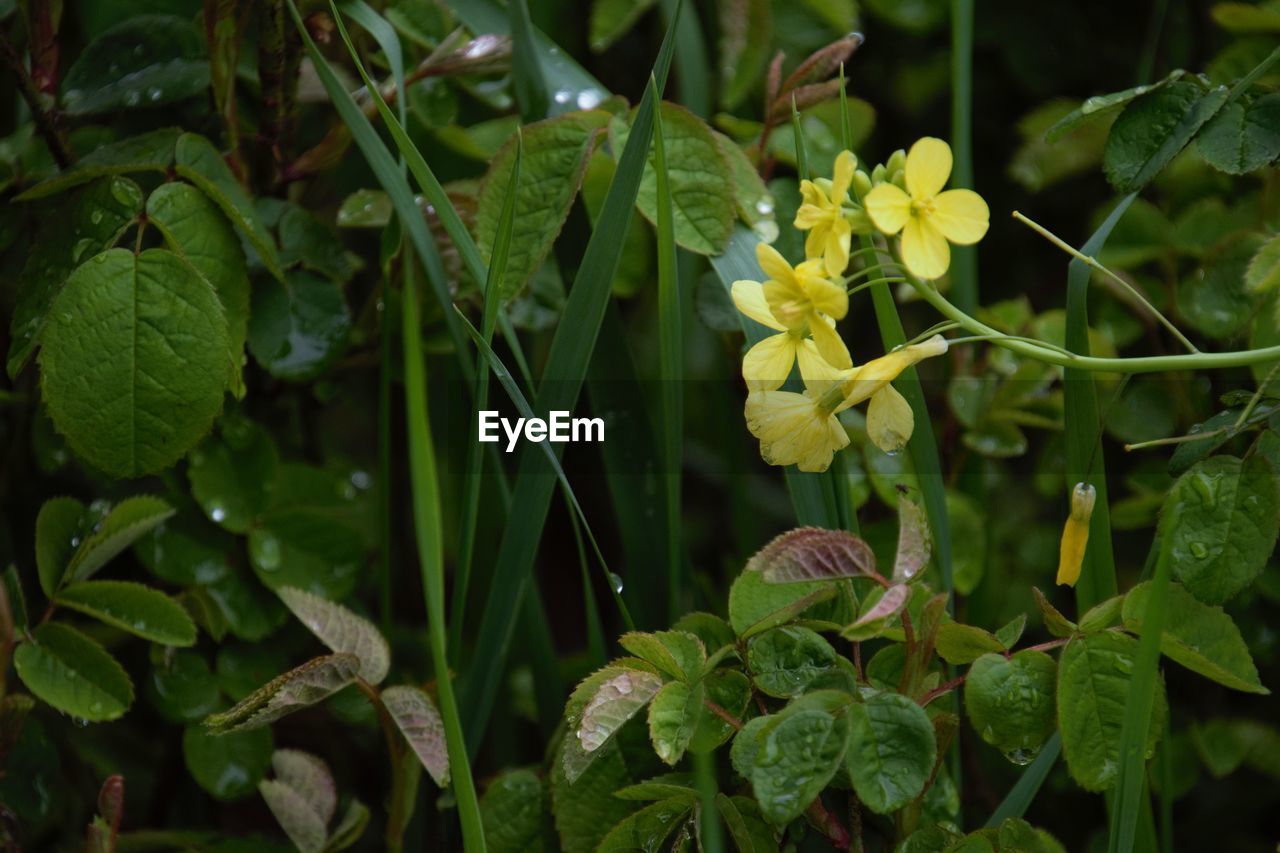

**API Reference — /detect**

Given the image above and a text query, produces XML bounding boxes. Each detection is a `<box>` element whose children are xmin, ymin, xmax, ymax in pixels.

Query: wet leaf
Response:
<box><xmin>482</xmin><ymin>768</ymin><xmax>550</xmax><ymax>853</ymax></box>
<box><xmin>65</xmin><ymin>496</ymin><xmax>175</xmax><ymax>584</ymax></box>
<box><xmin>183</xmin><ymin>724</ymin><xmax>272</xmax><ymax>801</ymax></box>
<box><xmin>747</xmin><ymin>626</ymin><xmax>838</xmax><ymax>697</ymax></box>
<box><xmin>61</xmin><ymin>16</ymin><xmax>209</xmax><ymax>116</ymax></box>
<box><xmin>203</xmin><ymin>653</ymin><xmax>361</xmax><ymax>733</ymax></box>
<box><xmin>964</xmin><ymin>651</ymin><xmax>1058</xmax><ymax>763</ymax></box>
<box><xmin>278</xmin><ymin>587</ymin><xmax>389</xmax><ymax>684</ymax></box>
<box><xmin>846</xmin><ymin>692</ymin><xmax>936</xmax><ymax>814</ymax></box>
<box><xmin>14</xmin><ymin>623</ymin><xmax>134</xmax><ymax>721</ymax></box>
<box><xmin>35</xmin><ymin>496</ymin><xmax>86</xmax><ymax>597</ymax></box>
<box><xmin>752</xmin><ymin>709</ymin><xmax>848</xmax><ymax>825</ymax></box>
<box><xmin>55</xmin><ymin>580</ymin><xmax>197</xmax><ymax>646</ymax></box>
<box><xmin>893</xmin><ymin>495</ymin><xmax>932</xmax><ymax>583</ymax></box>
<box><xmin>248</xmin><ymin>271</ymin><xmax>351</xmax><ymax>381</ymax></box>
<box><xmin>1103</xmin><ymin>80</ymin><xmax>1229</xmax><ymax>192</ymax></box>
<box><xmin>1195</xmin><ymin>93</ymin><xmax>1280</xmax><ymax>174</ymax></box>
<box><xmin>647</xmin><ymin>681</ymin><xmax>701</xmax><ymax>765</ymax></box>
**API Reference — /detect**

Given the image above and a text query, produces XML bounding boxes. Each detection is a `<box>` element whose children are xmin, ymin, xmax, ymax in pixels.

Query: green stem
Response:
<box><xmin>400</xmin><ymin>248</ymin><xmax>486</xmax><ymax>852</ymax></box>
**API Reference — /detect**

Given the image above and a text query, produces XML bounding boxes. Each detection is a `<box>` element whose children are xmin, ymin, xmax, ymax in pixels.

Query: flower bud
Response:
<box><xmin>853</xmin><ymin>169</ymin><xmax>873</xmax><ymax>197</ymax></box>
<box><xmin>1056</xmin><ymin>483</ymin><xmax>1096</xmax><ymax>587</ymax></box>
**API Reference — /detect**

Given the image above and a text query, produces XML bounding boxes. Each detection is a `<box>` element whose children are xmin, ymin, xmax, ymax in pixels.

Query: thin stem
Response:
<box><xmin>947</xmin><ymin>334</ymin><xmax>1075</xmax><ymax>358</ymax></box>
<box><xmin>355</xmin><ymin>679</ymin><xmax>415</xmax><ymax>853</ymax></box>
<box><xmin>1226</xmin><ymin>44</ymin><xmax>1280</xmax><ymax>103</ymax></box>
<box><xmin>1234</xmin><ymin>361</ymin><xmax>1280</xmax><ymax>430</ymax></box>
<box><xmin>847</xmin><ymin>276</ymin><xmax>907</xmax><ymax>295</ymax></box>
<box><xmin>1013</xmin><ymin>211</ymin><xmax>1200</xmax><ymax>354</ymax></box>
<box><xmin>0</xmin><ymin>31</ymin><xmax>72</xmax><ymax>169</ymax></box>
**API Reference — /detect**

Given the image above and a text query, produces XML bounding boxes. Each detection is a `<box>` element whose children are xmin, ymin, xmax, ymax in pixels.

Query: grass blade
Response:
<box><xmin>659</xmin><ymin>0</ymin><xmax>711</xmax><ymax>117</ymax></box>
<box><xmin>291</xmin><ymin>0</ymin><xmax>473</xmax><ymax>381</ymax></box>
<box><xmin>1108</xmin><ymin>507</ymin><xmax>1179</xmax><ymax>852</ymax></box>
<box><xmin>1064</xmin><ymin>193</ymin><xmax>1137</xmax><ymax>612</ymax></box>
<box><xmin>949</xmin><ymin>0</ymin><xmax>977</xmax><ymax>314</ymax></box>
<box><xmin>508</xmin><ymin>0</ymin><xmax>548</xmax><ymax>120</ymax></box>
<box><xmin>653</xmin><ymin>90</ymin><xmax>684</xmax><ymax>621</ymax></box>
<box><xmin>399</xmin><ymin>244</ymin><xmax>485</xmax><ymax>852</ymax></box>
<box><xmin>450</xmin><ymin>134</ymin><xmax>523</xmax><ymax>660</ymax></box>
<box><xmin>459</xmin><ymin>10</ymin><xmax>683</xmax><ymax>751</ymax></box>
<box><xmin>985</xmin><ymin>733</ymin><xmax>1061</xmax><ymax>826</ymax></box>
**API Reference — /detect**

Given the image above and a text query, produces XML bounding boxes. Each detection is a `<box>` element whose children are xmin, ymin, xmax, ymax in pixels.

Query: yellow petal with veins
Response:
<box><xmin>742</xmin><ymin>333</ymin><xmax>798</xmax><ymax>391</ymax></box>
<box><xmin>831</xmin><ymin>150</ymin><xmax>856</xmax><ymax>199</ymax></box>
<box><xmin>904</xmin><ymin>136</ymin><xmax>952</xmax><ymax>199</ymax></box>
<box><xmin>755</xmin><ymin>242</ymin><xmax>794</xmax><ymax>285</ymax></box>
<box><xmin>795</xmin><ymin>202</ymin><xmax>828</xmax><ymax>230</ymax></box>
<box><xmin>864</xmin><ymin>183</ymin><xmax>911</xmax><ymax>235</ymax></box>
<box><xmin>866</xmin><ymin>384</ymin><xmax>915</xmax><ymax>454</ymax></box>
<box><xmin>797</xmin><ymin>263</ymin><xmax>848</xmax><ymax>319</ymax></box>
<box><xmin>822</xmin><ymin>217</ymin><xmax>852</xmax><ymax>279</ymax></box>
<box><xmin>745</xmin><ymin>390</ymin><xmax>849</xmax><ymax>472</ymax></box>
<box><xmin>808</xmin><ymin>316</ymin><xmax>853</xmax><ymax>371</ymax></box>
<box><xmin>901</xmin><ymin>216</ymin><xmax>950</xmax><ymax>280</ymax></box>
<box><xmin>931</xmin><ymin>188</ymin><xmax>990</xmax><ymax>245</ymax></box>
<box><xmin>731</xmin><ymin>279</ymin><xmax>786</xmax><ymax>331</ymax></box>
<box><xmin>842</xmin><ymin>335</ymin><xmax>948</xmax><ymax>406</ymax></box>
<box><xmin>1056</xmin><ymin>483</ymin><xmax>1096</xmax><ymax>587</ymax></box>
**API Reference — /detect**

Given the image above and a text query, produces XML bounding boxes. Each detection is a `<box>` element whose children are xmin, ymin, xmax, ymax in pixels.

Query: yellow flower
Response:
<box><xmin>1056</xmin><ymin>483</ymin><xmax>1096</xmax><ymax>587</ymax></box>
<box><xmin>863</xmin><ymin>137</ymin><xmax>989</xmax><ymax>280</ymax></box>
<box><xmin>795</xmin><ymin>150</ymin><xmax>856</xmax><ymax>277</ymax></box>
<box><xmin>745</xmin><ymin>358</ymin><xmax>851</xmax><ymax>473</ymax></box>
<box><xmin>732</xmin><ymin>243</ymin><xmax>851</xmax><ymax>391</ymax></box>
<box><xmin>839</xmin><ymin>335</ymin><xmax>949</xmax><ymax>455</ymax></box>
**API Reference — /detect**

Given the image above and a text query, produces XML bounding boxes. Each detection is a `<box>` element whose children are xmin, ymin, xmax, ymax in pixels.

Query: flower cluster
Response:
<box><xmin>732</xmin><ymin>138</ymin><xmax>989</xmax><ymax>473</ymax></box>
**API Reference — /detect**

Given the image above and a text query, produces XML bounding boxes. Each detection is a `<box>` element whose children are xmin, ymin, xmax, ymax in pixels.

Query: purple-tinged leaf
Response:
<box><xmin>746</xmin><ymin>527</ymin><xmax>877</xmax><ymax>584</ymax></box>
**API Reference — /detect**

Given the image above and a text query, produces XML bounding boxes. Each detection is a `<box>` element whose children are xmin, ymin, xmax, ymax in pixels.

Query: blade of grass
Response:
<box><xmin>338</xmin><ymin>0</ymin><xmax>405</xmax><ymax>638</ymax></box>
<box><xmin>452</xmin><ymin>306</ymin><xmax>632</xmax><ymax>628</ymax></box>
<box><xmin>653</xmin><ymin>88</ymin><xmax>684</xmax><ymax>622</ymax></box>
<box><xmin>399</xmin><ymin>242</ymin><xmax>485</xmax><ymax>852</ymax></box>
<box><xmin>450</xmin><ymin>134</ymin><xmax>523</xmax><ymax>660</ymax></box>
<box><xmin>291</xmin><ymin>0</ymin><xmax>473</xmax><ymax>382</ymax></box>
<box><xmin>459</xmin><ymin>12</ymin><xmax>683</xmax><ymax>750</ymax></box>
<box><xmin>949</xmin><ymin>0</ymin><xmax>977</xmax><ymax>314</ymax></box>
<box><xmin>508</xmin><ymin>0</ymin><xmax>548</xmax><ymax>120</ymax></box>
<box><xmin>791</xmin><ymin>95</ymin><xmax>809</xmax><ymax>180</ymax></box>
<box><xmin>1065</xmin><ymin>193</ymin><xmax>1137</xmax><ymax>613</ymax></box>
<box><xmin>659</xmin><ymin>0</ymin><xmax>711</xmax><ymax>117</ymax></box>
<box><xmin>1108</xmin><ymin>506</ymin><xmax>1178</xmax><ymax>853</ymax></box>
<box><xmin>569</xmin><ymin>503</ymin><xmax>607</xmax><ymax>666</ymax></box>
<box><xmin>985</xmin><ymin>733</ymin><xmax>1061</xmax><ymax>826</ymax></box>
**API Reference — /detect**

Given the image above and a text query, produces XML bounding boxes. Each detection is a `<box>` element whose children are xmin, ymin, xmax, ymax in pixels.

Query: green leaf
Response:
<box><xmin>1123</xmin><ymin>581</ymin><xmax>1268</xmax><ymax>693</ymax></box>
<box><xmin>14</xmin><ymin>622</ymin><xmax>134</xmax><ymax>721</ymax></box>
<box><xmin>619</xmin><ymin>631</ymin><xmax>706</xmax><ymax>681</ymax></box>
<box><xmin>589</xmin><ymin>0</ymin><xmax>658</xmax><ymax>51</ymax></box>
<box><xmin>55</xmin><ymin>580</ymin><xmax>197</xmax><ymax>645</ymax></box>
<box><xmin>1177</xmin><ymin>236</ymin><xmax>1260</xmax><ymax>340</ymax></box>
<box><xmin>1057</xmin><ymin>631</ymin><xmax>1166</xmax><ymax>790</ymax></box>
<box><xmin>611</xmin><ymin>102</ymin><xmax>735</xmax><ymax>255</ymax></box>
<box><xmin>336</xmin><ymin>189</ymin><xmax>393</xmax><ymax>229</ymax></box>
<box><xmin>35</xmin><ymin>497</ymin><xmax>86</xmax><ymax>597</ymax></box>
<box><xmin>846</xmin><ymin>692</ymin><xmax>937</xmax><ymax>814</ymax></box>
<box><xmin>187</xmin><ymin>418</ymin><xmax>279</xmax><ymax>533</ymax></box>
<box><xmin>752</xmin><ymin>709</ymin><xmax>848</xmax><ymax>824</ymax></box>
<box><xmin>1103</xmin><ymin>81</ymin><xmax>1230</xmax><ymax>192</ymax></box>
<box><xmin>2</xmin><ymin>565</ymin><xmax>28</xmax><ymax>632</ymax></box>
<box><xmin>329</xmin><ymin>800</ymin><xmax>371</xmax><ymax>850</ymax></box>
<box><xmin>716</xmin><ymin>793</ymin><xmax>779</xmax><ymax>853</ymax></box>
<box><xmin>1045</xmin><ymin>70</ymin><xmax>1187</xmax><ymax>141</ymax></box>
<box><xmin>146</xmin><ymin>181</ymin><xmax>249</xmax><ymax>392</ymax></box>
<box><xmin>247</xmin><ymin>271</ymin><xmax>351</xmax><ymax>381</ymax></box>
<box><xmin>173</xmin><ymin>133</ymin><xmax>282</xmax><ymax>280</ymax></box>
<box><xmin>65</xmin><ymin>496</ymin><xmax>175</xmax><ymax>584</ymax></box>
<box><xmin>551</xmin><ymin>736</ymin><xmax>637</xmax><ymax>853</ymax></box>
<box><xmin>1246</xmin><ymin>232</ymin><xmax>1280</xmax><ymax>294</ymax></box>
<box><xmin>596</xmin><ymin>796</ymin><xmax>696</xmax><ymax>852</ymax></box>
<box><xmin>841</xmin><ymin>583</ymin><xmax>911</xmax><ymax>641</ymax></box>
<box><xmin>277</xmin><ymin>587</ymin><xmax>389</xmax><ymax>685</ymax></box>
<box><xmin>1078</xmin><ymin>594</ymin><xmax>1124</xmax><ymax>633</ymax></box>
<box><xmin>61</xmin><ymin>16</ymin><xmax>209</xmax><ymax>116</ymax></box>
<box><xmin>648</xmin><ymin>680</ymin><xmax>701</xmax><ymax>765</ymax></box>
<box><xmin>1195</xmin><ymin>93</ymin><xmax>1280</xmax><ymax>174</ymax></box>
<box><xmin>689</xmin><ymin>669</ymin><xmax>751</xmax><ymax>752</ymax></box>
<box><xmin>727</xmin><ymin>569</ymin><xmax>836</xmax><ymax>637</ymax></box>
<box><xmin>148</xmin><ymin>649</ymin><xmax>222</xmax><ymax>723</ymax></box>
<box><xmin>935</xmin><ymin>623</ymin><xmax>1005</xmax><ymax>664</ymax></box>
<box><xmin>183</xmin><ymin>724</ymin><xmax>272</xmax><ymax>801</ymax></box>
<box><xmin>747</xmin><ymin>626</ymin><xmax>838</xmax><ymax>698</ymax></box>
<box><xmin>482</xmin><ymin>769</ymin><xmax>551</xmax><ymax>853</ymax></box>
<box><xmin>1032</xmin><ymin>588</ymin><xmax>1077</xmax><ymax>638</ymax></box>
<box><xmin>964</xmin><ymin>651</ymin><xmax>1058</xmax><ymax>763</ymax></box>
<box><xmin>39</xmin><ymin>248</ymin><xmax>230</xmax><ymax>478</ymax></box>
<box><xmin>576</xmin><ymin>668</ymin><xmax>665</xmax><ymax>756</ymax></box>
<box><xmin>203</xmin><ymin>653</ymin><xmax>361</xmax><ymax>733</ymax></box>
<box><xmin>473</xmin><ymin>112</ymin><xmax>609</xmax><ymax>299</ymax></box>
<box><xmin>1165</xmin><ymin>454</ymin><xmax>1279</xmax><ymax>603</ymax></box>
<box><xmin>745</xmin><ymin>527</ymin><xmax>877</xmax><ymax>583</ymax></box>
<box><xmin>894</xmin><ymin>495</ymin><xmax>933</xmax><ymax>583</ymax></box>
<box><xmin>7</xmin><ymin>177</ymin><xmax>143</xmax><ymax>378</ymax></box>
<box><xmin>16</xmin><ymin>128</ymin><xmax>181</xmax><ymax>200</ymax></box>
<box><xmin>278</xmin><ymin>205</ymin><xmax>359</xmax><ymax>284</ymax></box>
<box><xmin>994</xmin><ymin>613</ymin><xmax>1028</xmax><ymax>649</ymax></box>
<box><xmin>247</xmin><ymin>508</ymin><xmax>364</xmax><ymax>600</ymax></box>
<box><xmin>205</xmin><ymin>568</ymin><xmax>288</xmax><ymax>641</ymax></box>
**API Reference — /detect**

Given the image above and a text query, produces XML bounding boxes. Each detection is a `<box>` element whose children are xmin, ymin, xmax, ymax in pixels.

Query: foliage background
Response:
<box><xmin>0</xmin><ymin>0</ymin><xmax>1278</xmax><ymax>850</ymax></box>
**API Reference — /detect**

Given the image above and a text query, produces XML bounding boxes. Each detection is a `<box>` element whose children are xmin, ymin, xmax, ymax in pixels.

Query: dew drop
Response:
<box><xmin>608</xmin><ymin>573</ymin><xmax>624</xmax><ymax>594</ymax></box>
<box><xmin>576</xmin><ymin>88</ymin><xmax>604</xmax><ymax>110</ymax></box>
<box><xmin>1003</xmin><ymin>746</ymin><xmax>1039</xmax><ymax>766</ymax></box>
<box><xmin>209</xmin><ymin>505</ymin><xmax>226</xmax><ymax>523</ymax></box>
<box><xmin>254</xmin><ymin>534</ymin><xmax>282</xmax><ymax>570</ymax></box>
<box><xmin>147</xmin><ymin>87</ymin><xmax>163</xmax><ymax>102</ymax></box>
<box><xmin>553</xmin><ymin>87</ymin><xmax>573</xmax><ymax>105</ymax></box>
<box><xmin>123</xmin><ymin>90</ymin><xmax>141</xmax><ymax>107</ymax></box>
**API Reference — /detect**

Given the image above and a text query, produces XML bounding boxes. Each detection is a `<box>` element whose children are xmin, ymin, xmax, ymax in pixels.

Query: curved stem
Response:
<box><xmin>848</xmin><ymin>276</ymin><xmax>906</xmax><ymax>295</ymax></box>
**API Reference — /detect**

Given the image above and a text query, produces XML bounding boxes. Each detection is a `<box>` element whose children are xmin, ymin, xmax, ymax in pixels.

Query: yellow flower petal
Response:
<box><xmin>822</xmin><ymin>218</ymin><xmax>852</xmax><ymax>278</ymax></box>
<box><xmin>795</xmin><ymin>202</ymin><xmax>828</xmax><ymax>230</ymax></box>
<box><xmin>731</xmin><ymin>279</ymin><xmax>786</xmax><ymax>331</ymax></box>
<box><xmin>763</xmin><ymin>277</ymin><xmax>809</xmax><ymax>328</ymax></box>
<box><xmin>795</xmin><ymin>338</ymin><xmax>848</xmax><ymax>393</ymax></box>
<box><xmin>831</xmin><ymin>150</ymin><xmax>856</xmax><ymax>199</ymax></box>
<box><xmin>931</xmin><ymin>189</ymin><xmax>990</xmax><ymax>245</ymax></box>
<box><xmin>797</xmin><ymin>262</ymin><xmax>847</xmax><ymax>319</ymax></box>
<box><xmin>742</xmin><ymin>333</ymin><xmax>798</xmax><ymax>391</ymax></box>
<box><xmin>1056</xmin><ymin>483</ymin><xmax>1097</xmax><ymax>587</ymax></box>
<box><xmin>842</xmin><ymin>335</ymin><xmax>948</xmax><ymax>406</ymax></box>
<box><xmin>803</xmin><ymin>224</ymin><xmax>828</xmax><ymax>263</ymax></box>
<box><xmin>755</xmin><ymin>242</ymin><xmax>794</xmax><ymax>285</ymax></box>
<box><xmin>807</xmin><ymin>315</ymin><xmax>852</xmax><ymax>371</ymax></box>
<box><xmin>798</xmin><ymin>180</ymin><xmax>824</xmax><ymax>209</ymax></box>
<box><xmin>864</xmin><ymin>183</ymin><xmax>911</xmax><ymax>235</ymax></box>
<box><xmin>901</xmin><ymin>216</ymin><xmax>950</xmax><ymax>280</ymax></box>
<box><xmin>905</xmin><ymin>136</ymin><xmax>952</xmax><ymax>199</ymax></box>
<box><xmin>745</xmin><ymin>390</ymin><xmax>848</xmax><ymax>473</ymax></box>
<box><xmin>866</xmin><ymin>384</ymin><xmax>914</xmax><ymax>455</ymax></box>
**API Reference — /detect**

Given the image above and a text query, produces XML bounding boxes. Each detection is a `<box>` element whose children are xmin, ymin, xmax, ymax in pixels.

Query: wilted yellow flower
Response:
<box><xmin>863</xmin><ymin>137</ymin><xmax>989</xmax><ymax>280</ymax></box>
<box><xmin>795</xmin><ymin>150</ymin><xmax>857</xmax><ymax>277</ymax></box>
<box><xmin>744</xmin><ymin>358</ymin><xmax>851</xmax><ymax>473</ymax></box>
<box><xmin>732</xmin><ymin>243</ymin><xmax>851</xmax><ymax>390</ymax></box>
<box><xmin>839</xmin><ymin>335</ymin><xmax>949</xmax><ymax>455</ymax></box>
<box><xmin>1056</xmin><ymin>483</ymin><xmax>1096</xmax><ymax>587</ymax></box>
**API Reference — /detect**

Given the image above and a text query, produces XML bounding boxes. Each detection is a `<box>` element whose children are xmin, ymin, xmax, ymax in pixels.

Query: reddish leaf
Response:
<box><xmin>746</xmin><ymin>527</ymin><xmax>878</xmax><ymax>584</ymax></box>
